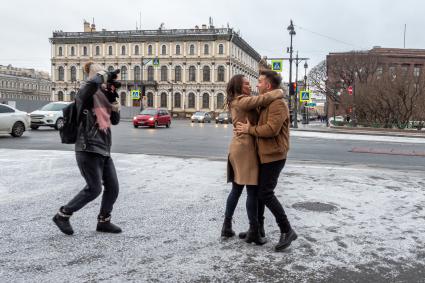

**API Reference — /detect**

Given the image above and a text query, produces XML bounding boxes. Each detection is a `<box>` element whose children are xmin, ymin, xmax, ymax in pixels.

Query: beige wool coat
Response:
<box><xmin>227</xmin><ymin>89</ymin><xmax>283</xmax><ymax>185</ymax></box>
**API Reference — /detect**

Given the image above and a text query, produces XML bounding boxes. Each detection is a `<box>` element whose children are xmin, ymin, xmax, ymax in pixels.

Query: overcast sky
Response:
<box><xmin>1</xmin><ymin>0</ymin><xmax>423</xmax><ymax>81</ymax></box>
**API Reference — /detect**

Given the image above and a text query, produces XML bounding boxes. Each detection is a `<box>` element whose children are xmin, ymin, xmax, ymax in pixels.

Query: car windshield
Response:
<box><xmin>219</xmin><ymin>113</ymin><xmax>228</xmax><ymax>117</ymax></box>
<box><xmin>140</xmin><ymin>109</ymin><xmax>157</xmax><ymax>115</ymax></box>
<box><xmin>194</xmin><ymin>112</ymin><xmax>205</xmax><ymax>116</ymax></box>
<box><xmin>40</xmin><ymin>103</ymin><xmax>68</xmax><ymax>111</ymax></box>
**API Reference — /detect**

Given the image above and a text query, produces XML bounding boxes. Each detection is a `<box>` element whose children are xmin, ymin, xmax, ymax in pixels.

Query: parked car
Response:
<box><xmin>30</xmin><ymin>102</ymin><xmax>70</xmax><ymax>130</ymax></box>
<box><xmin>0</xmin><ymin>104</ymin><xmax>30</xmax><ymax>137</ymax></box>
<box><xmin>215</xmin><ymin>112</ymin><xmax>232</xmax><ymax>124</ymax></box>
<box><xmin>191</xmin><ymin>112</ymin><xmax>212</xmax><ymax>123</ymax></box>
<box><xmin>133</xmin><ymin>108</ymin><xmax>171</xmax><ymax>128</ymax></box>
<box><xmin>329</xmin><ymin>116</ymin><xmax>345</xmax><ymax>125</ymax></box>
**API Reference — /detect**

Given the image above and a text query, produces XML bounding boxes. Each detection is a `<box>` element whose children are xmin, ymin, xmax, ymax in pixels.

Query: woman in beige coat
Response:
<box><xmin>221</xmin><ymin>74</ymin><xmax>283</xmax><ymax>244</ymax></box>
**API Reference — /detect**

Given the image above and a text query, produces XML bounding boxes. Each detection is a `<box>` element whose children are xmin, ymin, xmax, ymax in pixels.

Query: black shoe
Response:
<box><xmin>275</xmin><ymin>229</ymin><xmax>298</xmax><ymax>251</ymax></box>
<box><xmin>96</xmin><ymin>214</ymin><xmax>122</xmax><ymax>234</ymax></box>
<box><xmin>239</xmin><ymin>223</ymin><xmax>265</xmax><ymax>239</ymax></box>
<box><xmin>245</xmin><ymin>224</ymin><xmax>267</xmax><ymax>245</ymax></box>
<box><xmin>221</xmin><ymin>217</ymin><xmax>235</xmax><ymax>238</ymax></box>
<box><xmin>52</xmin><ymin>209</ymin><xmax>74</xmax><ymax>235</ymax></box>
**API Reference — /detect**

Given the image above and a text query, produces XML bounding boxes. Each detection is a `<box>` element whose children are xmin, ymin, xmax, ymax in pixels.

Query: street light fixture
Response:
<box><xmin>287</xmin><ymin>20</ymin><xmax>296</xmax><ymax>127</ymax></box>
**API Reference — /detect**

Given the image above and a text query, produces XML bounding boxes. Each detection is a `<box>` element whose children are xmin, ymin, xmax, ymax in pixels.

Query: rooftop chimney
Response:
<box><xmin>84</xmin><ymin>20</ymin><xmax>91</xmax><ymax>32</ymax></box>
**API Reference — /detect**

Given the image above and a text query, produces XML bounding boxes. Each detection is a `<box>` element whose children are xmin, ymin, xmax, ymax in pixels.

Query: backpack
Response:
<box><xmin>59</xmin><ymin>101</ymin><xmax>80</xmax><ymax>144</ymax></box>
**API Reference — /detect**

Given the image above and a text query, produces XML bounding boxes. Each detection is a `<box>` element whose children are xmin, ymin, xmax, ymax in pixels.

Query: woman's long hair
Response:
<box><xmin>225</xmin><ymin>74</ymin><xmax>245</xmax><ymax>110</ymax></box>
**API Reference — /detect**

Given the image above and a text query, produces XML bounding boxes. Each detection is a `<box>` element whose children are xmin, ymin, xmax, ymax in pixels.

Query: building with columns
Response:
<box><xmin>49</xmin><ymin>22</ymin><xmax>261</xmax><ymax>116</ymax></box>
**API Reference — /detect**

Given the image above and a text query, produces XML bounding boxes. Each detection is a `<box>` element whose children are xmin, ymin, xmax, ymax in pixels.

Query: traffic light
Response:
<box><xmin>289</xmin><ymin>82</ymin><xmax>297</xmax><ymax>96</ymax></box>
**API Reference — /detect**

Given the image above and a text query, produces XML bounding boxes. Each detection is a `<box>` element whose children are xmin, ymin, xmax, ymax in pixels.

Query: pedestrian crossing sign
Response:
<box><xmin>300</xmin><ymin>90</ymin><xmax>311</xmax><ymax>102</ymax></box>
<box><xmin>131</xmin><ymin>90</ymin><xmax>140</xmax><ymax>100</ymax></box>
<box><xmin>153</xmin><ymin>57</ymin><xmax>160</xmax><ymax>66</ymax></box>
<box><xmin>271</xmin><ymin>60</ymin><xmax>283</xmax><ymax>72</ymax></box>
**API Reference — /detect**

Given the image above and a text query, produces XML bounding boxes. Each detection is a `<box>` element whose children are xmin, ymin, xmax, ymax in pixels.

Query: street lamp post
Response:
<box><xmin>287</xmin><ymin>20</ymin><xmax>296</xmax><ymax>127</ymax></box>
<box><xmin>294</xmin><ymin>52</ymin><xmax>300</xmax><ymax>128</ymax></box>
<box><xmin>304</xmin><ymin>61</ymin><xmax>309</xmax><ymax>124</ymax></box>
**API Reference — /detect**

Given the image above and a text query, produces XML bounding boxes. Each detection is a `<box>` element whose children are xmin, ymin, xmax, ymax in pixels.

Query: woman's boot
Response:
<box><xmin>221</xmin><ymin>217</ymin><xmax>235</xmax><ymax>238</ymax></box>
<box><xmin>96</xmin><ymin>214</ymin><xmax>122</xmax><ymax>233</ymax></box>
<box><xmin>244</xmin><ymin>224</ymin><xmax>267</xmax><ymax>245</ymax></box>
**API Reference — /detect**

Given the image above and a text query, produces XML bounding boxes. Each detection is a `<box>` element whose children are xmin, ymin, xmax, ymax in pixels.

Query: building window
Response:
<box><xmin>189</xmin><ymin>44</ymin><xmax>195</xmax><ymax>55</ymax></box>
<box><xmin>217</xmin><ymin>66</ymin><xmax>225</xmax><ymax>82</ymax></box>
<box><xmin>148</xmin><ymin>45</ymin><xmax>153</xmax><ymax>55</ymax></box>
<box><xmin>161</xmin><ymin>45</ymin><xmax>167</xmax><ymax>55</ymax></box>
<box><xmin>414</xmin><ymin>66</ymin><xmax>421</xmax><ymax>77</ymax></box>
<box><xmin>147</xmin><ymin>66</ymin><xmax>154</xmax><ymax>81</ymax></box>
<box><xmin>217</xmin><ymin>93</ymin><xmax>224</xmax><ymax>109</ymax></box>
<box><xmin>58</xmin><ymin>47</ymin><xmax>63</xmax><ymax>56</ymax></box>
<box><xmin>134</xmin><ymin>45</ymin><xmax>139</xmax><ymax>55</ymax></box>
<box><xmin>202</xmin><ymin>93</ymin><xmax>209</xmax><ymax>109</ymax></box>
<box><xmin>218</xmin><ymin>44</ymin><xmax>224</xmax><ymax>55</ymax></box>
<box><xmin>203</xmin><ymin>66</ymin><xmax>210</xmax><ymax>82</ymax></box>
<box><xmin>389</xmin><ymin>65</ymin><xmax>396</xmax><ymax>79</ymax></box>
<box><xmin>120</xmin><ymin>92</ymin><xmax>126</xmax><ymax>106</ymax></box>
<box><xmin>161</xmin><ymin>66</ymin><xmax>168</xmax><ymax>81</ymax></box>
<box><xmin>175</xmin><ymin>66</ymin><xmax>182</xmax><ymax>82</ymax></box>
<box><xmin>175</xmin><ymin>45</ymin><xmax>181</xmax><ymax>55</ymax></box>
<box><xmin>147</xmin><ymin>92</ymin><xmax>154</xmax><ymax>107</ymax></box>
<box><xmin>108</xmin><ymin>46</ymin><xmax>113</xmax><ymax>56</ymax></box>
<box><xmin>108</xmin><ymin>66</ymin><xmax>115</xmax><ymax>72</ymax></box>
<box><xmin>83</xmin><ymin>46</ymin><xmax>88</xmax><ymax>56</ymax></box>
<box><xmin>134</xmin><ymin>66</ymin><xmax>141</xmax><ymax>81</ymax></box>
<box><xmin>160</xmin><ymin>92</ymin><xmax>167</xmax><ymax>107</ymax></box>
<box><xmin>189</xmin><ymin>66</ymin><xmax>196</xmax><ymax>82</ymax></box>
<box><xmin>204</xmin><ymin>44</ymin><xmax>209</xmax><ymax>55</ymax></box>
<box><xmin>401</xmin><ymin>64</ymin><xmax>409</xmax><ymax>75</ymax></box>
<box><xmin>121</xmin><ymin>45</ymin><xmax>126</xmax><ymax>55</ymax></box>
<box><xmin>376</xmin><ymin>66</ymin><xmax>383</xmax><ymax>78</ymax></box>
<box><xmin>174</xmin><ymin>93</ymin><xmax>181</xmax><ymax>108</ymax></box>
<box><xmin>70</xmin><ymin>46</ymin><xmax>75</xmax><ymax>56</ymax></box>
<box><xmin>70</xmin><ymin>66</ymin><xmax>77</xmax><ymax>82</ymax></box>
<box><xmin>121</xmin><ymin>66</ymin><xmax>128</xmax><ymax>80</ymax></box>
<box><xmin>70</xmin><ymin>91</ymin><xmax>76</xmax><ymax>100</ymax></box>
<box><xmin>188</xmin><ymin>92</ymin><xmax>195</xmax><ymax>108</ymax></box>
<box><xmin>95</xmin><ymin>46</ymin><xmax>100</xmax><ymax>56</ymax></box>
<box><xmin>57</xmin><ymin>91</ymin><xmax>64</xmax><ymax>101</ymax></box>
<box><xmin>58</xmin><ymin>67</ymin><xmax>64</xmax><ymax>81</ymax></box>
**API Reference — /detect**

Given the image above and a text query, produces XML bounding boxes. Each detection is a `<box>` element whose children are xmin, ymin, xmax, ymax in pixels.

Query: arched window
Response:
<box><xmin>204</xmin><ymin>44</ymin><xmax>209</xmax><ymax>55</ymax></box>
<box><xmin>189</xmin><ymin>66</ymin><xmax>196</xmax><ymax>82</ymax></box>
<box><xmin>217</xmin><ymin>66</ymin><xmax>225</xmax><ymax>82</ymax></box>
<box><xmin>161</xmin><ymin>45</ymin><xmax>167</xmax><ymax>55</ymax></box>
<box><xmin>160</xmin><ymin>92</ymin><xmax>167</xmax><ymax>108</ymax></box>
<box><xmin>134</xmin><ymin>45</ymin><xmax>139</xmax><ymax>55</ymax></box>
<box><xmin>175</xmin><ymin>66</ymin><xmax>182</xmax><ymax>82</ymax></box>
<box><xmin>58</xmin><ymin>47</ymin><xmax>63</xmax><ymax>56</ymax></box>
<box><xmin>70</xmin><ymin>66</ymin><xmax>77</xmax><ymax>82</ymax></box>
<box><xmin>174</xmin><ymin>93</ymin><xmax>181</xmax><ymax>108</ymax></box>
<box><xmin>108</xmin><ymin>46</ymin><xmax>113</xmax><ymax>55</ymax></box>
<box><xmin>121</xmin><ymin>45</ymin><xmax>126</xmax><ymax>55</ymax></box>
<box><xmin>70</xmin><ymin>91</ymin><xmax>76</xmax><ymax>101</ymax></box>
<box><xmin>218</xmin><ymin>44</ymin><xmax>224</xmax><ymax>55</ymax></box>
<box><xmin>147</xmin><ymin>92</ymin><xmax>154</xmax><ymax>107</ymax></box>
<box><xmin>148</xmin><ymin>45</ymin><xmax>153</xmax><ymax>55</ymax></box>
<box><xmin>134</xmin><ymin>66</ymin><xmax>141</xmax><ymax>81</ymax></box>
<box><xmin>58</xmin><ymin>66</ymin><xmax>64</xmax><ymax>81</ymax></box>
<box><xmin>188</xmin><ymin>92</ymin><xmax>195</xmax><ymax>108</ymax></box>
<box><xmin>95</xmin><ymin>46</ymin><xmax>100</xmax><ymax>56</ymax></box>
<box><xmin>161</xmin><ymin>66</ymin><xmax>168</xmax><ymax>81</ymax></box>
<box><xmin>108</xmin><ymin>66</ymin><xmax>114</xmax><ymax>72</ymax></box>
<box><xmin>120</xmin><ymin>66</ymin><xmax>128</xmax><ymax>80</ymax></box>
<box><xmin>83</xmin><ymin>46</ymin><xmax>88</xmax><ymax>56</ymax></box>
<box><xmin>120</xmin><ymin>92</ymin><xmax>126</xmax><ymax>106</ymax></box>
<box><xmin>203</xmin><ymin>66</ymin><xmax>210</xmax><ymax>82</ymax></box>
<box><xmin>147</xmin><ymin>66</ymin><xmax>154</xmax><ymax>81</ymax></box>
<box><xmin>71</xmin><ymin>46</ymin><xmax>75</xmax><ymax>56</ymax></box>
<box><xmin>57</xmin><ymin>91</ymin><xmax>64</xmax><ymax>101</ymax></box>
<box><xmin>217</xmin><ymin>93</ymin><xmax>224</xmax><ymax>109</ymax></box>
<box><xmin>189</xmin><ymin>44</ymin><xmax>195</xmax><ymax>55</ymax></box>
<box><xmin>202</xmin><ymin>93</ymin><xmax>210</xmax><ymax>109</ymax></box>
<box><xmin>175</xmin><ymin>45</ymin><xmax>181</xmax><ymax>55</ymax></box>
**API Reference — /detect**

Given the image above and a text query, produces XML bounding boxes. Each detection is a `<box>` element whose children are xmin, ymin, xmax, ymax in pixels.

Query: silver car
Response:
<box><xmin>191</xmin><ymin>111</ymin><xmax>212</xmax><ymax>123</ymax></box>
<box><xmin>30</xmin><ymin>102</ymin><xmax>70</xmax><ymax>130</ymax></box>
<box><xmin>0</xmin><ymin>104</ymin><xmax>30</xmax><ymax>137</ymax></box>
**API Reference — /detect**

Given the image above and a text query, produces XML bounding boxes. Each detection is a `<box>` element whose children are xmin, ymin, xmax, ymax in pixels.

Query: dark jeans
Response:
<box><xmin>257</xmin><ymin>159</ymin><xmax>291</xmax><ymax>233</ymax></box>
<box><xmin>64</xmin><ymin>151</ymin><xmax>119</xmax><ymax>217</ymax></box>
<box><xmin>224</xmin><ymin>182</ymin><xmax>259</xmax><ymax>226</ymax></box>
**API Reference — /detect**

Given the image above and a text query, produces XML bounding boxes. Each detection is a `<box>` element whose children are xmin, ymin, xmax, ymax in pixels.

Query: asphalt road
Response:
<box><xmin>0</xmin><ymin>120</ymin><xmax>424</xmax><ymax>171</ymax></box>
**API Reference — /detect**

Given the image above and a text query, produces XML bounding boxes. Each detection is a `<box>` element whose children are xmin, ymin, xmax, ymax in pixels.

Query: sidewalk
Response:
<box><xmin>0</xmin><ymin>149</ymin><xmax>424</xmax><ymax>282</ymax></box>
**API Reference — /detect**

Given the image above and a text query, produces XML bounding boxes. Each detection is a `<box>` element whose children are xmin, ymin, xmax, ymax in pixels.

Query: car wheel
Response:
<box><xmin>166</xmin><ymin>121</ymin><xmax>171</xmax><ymax>128</ymax></box>
<box><xmin>134</xmin><ymin>125</ymin><xmax>138</xmax><ymax>128</ymax></box>
<box><xmin>154</xmin><ymin>121</ymin><xmax>158</xmax><ymax>128</ymax></box>
<box><xmin>55</xmin><ymin>118</ymin><xmax>64</xmax><ymax>130</ymax></box>
<box><xmin>30</xmin><ymin>125</ymin><xmax>39</xmax><ymax>130</ymax></box>
<box><xmin>11</xmin><ymin>121</ymin><xmax>25</xmax><ymax>137</ymax></box>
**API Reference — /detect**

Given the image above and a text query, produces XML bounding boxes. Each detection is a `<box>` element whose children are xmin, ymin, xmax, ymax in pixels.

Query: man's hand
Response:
<box><xmin>234</xmin><ymin>119</ymin><xmax>251</xmax><ymax>135</ymax></box>
<box><xmin>111</xmin><ymin>100</ymin><xmax>121</xmax><ymax>112</ymax></box>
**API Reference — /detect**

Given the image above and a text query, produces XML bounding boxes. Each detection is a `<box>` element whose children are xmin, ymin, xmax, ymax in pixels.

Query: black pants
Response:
<box><xmin>257</xmin><ymin>159</ymin><xmax>291</xmax><ymax>233</ymax></box>
<box><xmin>64</xmin><ymin>151</ymin><xmax>119</xmax><ymax>217</ymax></box>
<box><xmin>224</xmin><ymin>182</ymin><xmax>259</xmax><ymax>225</ymax></box>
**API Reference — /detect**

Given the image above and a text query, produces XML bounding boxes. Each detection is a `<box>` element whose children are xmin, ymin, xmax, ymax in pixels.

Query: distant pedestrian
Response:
<box><xmin>53</xmin><ymin>62</ymin><xmax>122</xmax><ymax>235</ymax></box>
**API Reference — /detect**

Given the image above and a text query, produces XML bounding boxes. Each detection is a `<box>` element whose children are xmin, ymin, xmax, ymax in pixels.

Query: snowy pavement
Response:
<box><xmin>0</xmin><ymin>149</ymin><xmax>424</xmax><ymax>282</ymax></box>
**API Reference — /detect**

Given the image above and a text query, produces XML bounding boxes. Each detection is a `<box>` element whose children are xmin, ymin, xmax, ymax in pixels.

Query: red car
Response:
<box><xmin>133</xmin><ymin>108</ymin><xmax>171</xmax><ymax>128</ymax></box>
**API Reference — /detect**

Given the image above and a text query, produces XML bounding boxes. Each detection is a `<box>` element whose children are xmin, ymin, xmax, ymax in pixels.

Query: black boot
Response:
<box><xmin>275</xmin><ymin>228</ymin><xmax>298</xmax><ymax>252</ymax></box>
<box><xmin>221</xmin><ymin>217</ymin><xmax>235</xmax><ymax>238</ymax></box>
<box><xmin>244</xmin><ymin>224</ymin><xmax>267</xmax><ymax>245</ymax></box>
<box><xmin>239</xmin><ymin>221</ymin><xmax>265</xmax><ymax>239</ymax></box>
<box><xmin>52</xmin><ymin>207</ymin><xmax>74</xmax><ymax>235</ymax></box>
<box><xmin>96</xmin><ymin>215</ymin><xmax>122</xmax><ymax>234</ymax></box>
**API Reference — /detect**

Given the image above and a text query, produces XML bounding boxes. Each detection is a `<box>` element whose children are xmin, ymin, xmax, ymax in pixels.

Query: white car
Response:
<box><xmin>0</xmin><ymin>104</ymin><xmax>30</xmax><ymax>137</ymax></box>
<box><xmin>30</xmin><ymin>102</ymin><xmax>70</xmax><ymax>130</ymax></box>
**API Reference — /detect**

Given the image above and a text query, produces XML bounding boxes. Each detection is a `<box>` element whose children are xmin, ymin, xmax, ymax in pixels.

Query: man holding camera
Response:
<box><xmin>53</xmin><ymin>62</ymin><xmax>122</xmax><ymax>235</ymax></box>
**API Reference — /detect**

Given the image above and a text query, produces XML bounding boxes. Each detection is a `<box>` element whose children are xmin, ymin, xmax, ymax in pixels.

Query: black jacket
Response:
<box><xmin>74</xmin><ymin>75</ymin><xmax>120</xmax><ymax>157</ymax></box>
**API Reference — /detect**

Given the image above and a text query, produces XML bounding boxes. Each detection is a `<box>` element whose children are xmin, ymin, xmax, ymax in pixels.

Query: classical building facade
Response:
<box><xmin>50</xmin><ymin>22</ymin><xmax>262</xmax><ymax>116</ymax></box>
<box><xmin>0</xmin><ymin>64</ymin><xmax>51</xmax><ymax>104</ymax></box>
